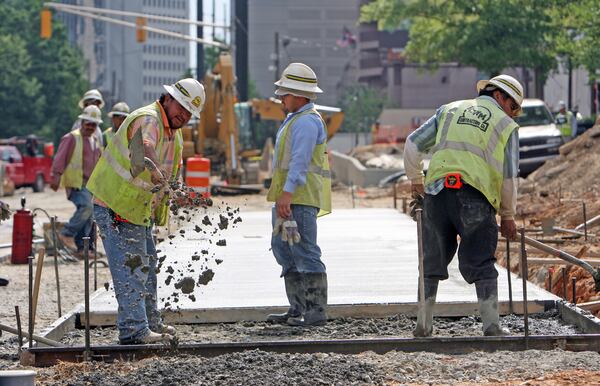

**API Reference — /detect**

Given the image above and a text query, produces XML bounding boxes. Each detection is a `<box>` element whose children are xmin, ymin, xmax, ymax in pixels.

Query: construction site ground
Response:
<box><xmin>2</xmin><ymin>150</ymin><xmax>600</xmax><ymax>385</ymax></box>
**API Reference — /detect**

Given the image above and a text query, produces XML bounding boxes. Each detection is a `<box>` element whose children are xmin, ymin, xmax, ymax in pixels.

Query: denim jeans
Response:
<box><xmin>61</xmin><ymin>187</ymin><xmax>94</xmax><ymax>251</ymax></box>
<box><xmin>94</xmin><ymin>205</ymin><xmax>162</xmax><ymax>342</ymax></box>
<box><xmin>271</xmin><ymin>204</ymin><xmax>326</xmax><ymax>277</ymax></box>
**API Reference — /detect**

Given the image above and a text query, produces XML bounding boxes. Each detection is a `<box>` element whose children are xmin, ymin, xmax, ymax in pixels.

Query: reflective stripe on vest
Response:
<box><xmin>60</xmin><ymin>129</ymin><xmax>84</xmax><ymax>189</ymax></box>
<box><xmin>87</xmin><ymin>102</ymin><xmax>182</xmax><ymax>226</ymax></box>
<box><xmin>556</xmin><ymin>111</ymin><xmax>574</xmax><ymax>137</ymax></box>
<box><xmin>425</xmin><ymin>98</ymin><xmax>518</xmax><ymax>210</ymax></box>
<box><xmin>266</xmin><ymin>108</ymin><xmax>332</xmax><ymax>216</ymax></box>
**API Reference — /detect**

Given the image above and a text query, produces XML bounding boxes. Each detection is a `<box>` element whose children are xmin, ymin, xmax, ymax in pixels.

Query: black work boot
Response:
<box><xmin>267</xmin><ymin>271</ymin><xmax>306</xmax><ymax>323</ymax></box>
<box><xmin>287</xmin><ymin>272</ymin><xmax>328</xmax><ymax>327</ymax></box>
<box><xmin>475</xmin><ymin>278</ymin><xmax>510</xmax><ymax>336</ymax></box>
<box><xmin>413</xmin><ymin>278</ymin><xmax>439</xmax><ymax>337</ymax></box>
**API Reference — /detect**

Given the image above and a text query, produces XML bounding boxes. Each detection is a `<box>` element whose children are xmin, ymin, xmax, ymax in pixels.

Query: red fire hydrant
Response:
<box><xmin>11</xmin><ymin>197</ymin><xmax>33</xmax><ymax>264</ymax></box>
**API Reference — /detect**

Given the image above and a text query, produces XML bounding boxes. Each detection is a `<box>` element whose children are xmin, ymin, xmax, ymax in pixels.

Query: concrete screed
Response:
<box><xmin>87</xmin><ymin>208</ymin><xmax>556</xmax><ymax>323</ymax></box>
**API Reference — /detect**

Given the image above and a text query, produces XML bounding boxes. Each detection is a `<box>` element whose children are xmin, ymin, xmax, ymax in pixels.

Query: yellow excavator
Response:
<box><xmin>186</xmin><ymin>52</ymin><xmax>344</xmax><ymax>190</ymax></box>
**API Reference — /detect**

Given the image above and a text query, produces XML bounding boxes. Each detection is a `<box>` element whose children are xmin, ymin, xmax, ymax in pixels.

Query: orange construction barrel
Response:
<box><xmin>186</xmin><ymin>156</ymin><xmax>211</xmax><ymax>197</ymax></box>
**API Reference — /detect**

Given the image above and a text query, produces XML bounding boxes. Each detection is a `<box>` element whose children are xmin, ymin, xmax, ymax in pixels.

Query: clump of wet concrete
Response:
<box><xmin>174</xmin><ymin>277</ymin><xmax>195</xmax><ymax>294</ymax></box>
<box><xmin>197</xmin><ymin>269</ymin><xmax>215</xmax><ymax>286</ymax></box>
<box><xmin>124</xmin><ymin>253</ymin><xmax>143</xmax><ymax>273</ymax></box>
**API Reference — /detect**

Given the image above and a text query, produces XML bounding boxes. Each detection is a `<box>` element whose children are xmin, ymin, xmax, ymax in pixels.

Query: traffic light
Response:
<box><xmin>40</xmin><ymin>9</ymin><xmax>52</xmax><ymax>39</ymax></box>
<box><xmin>136</xmin><ymin>17</ymin><xmax>146</xmax><ymax>43</ymax></box>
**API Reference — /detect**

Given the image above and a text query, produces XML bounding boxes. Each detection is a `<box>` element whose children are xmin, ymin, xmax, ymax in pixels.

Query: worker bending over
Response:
<box><xmin>87</xmin><ymin>78</ymin><xmax>205</xmax><ymax>344</ymax></box>
<box><xmin>405</xmin><ymin>74</ymin><xmax>523</xmax><ymax>337</ymax></box>
<box><xmin>267</xmin><ymin>63</ymin><xmax>332</xmax><ymax>327</ymax></box>
<box><xmin>51</xmin><ymin>105</ymin><xmax>102</xmax><ymax>257</ymax></box>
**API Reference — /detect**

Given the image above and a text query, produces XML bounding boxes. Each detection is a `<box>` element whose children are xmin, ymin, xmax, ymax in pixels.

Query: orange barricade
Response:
<box><xmin>186</xmin><ymin>156</ymin><xmax>211</xmax><ymax>197</ymax></box>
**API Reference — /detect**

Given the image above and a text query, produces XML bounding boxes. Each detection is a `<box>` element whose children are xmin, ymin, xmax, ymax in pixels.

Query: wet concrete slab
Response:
<box><xmin>87</xmin><ymin>208</ymin><xmax>557</xmax><ymax>323</ymax></box>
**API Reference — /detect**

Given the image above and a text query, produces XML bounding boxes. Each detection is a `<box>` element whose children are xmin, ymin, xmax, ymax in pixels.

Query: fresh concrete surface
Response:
<box><xmin>86</xmin><ymin>208</ymin><xmax>556</xmax><ymax>324</ymax></box>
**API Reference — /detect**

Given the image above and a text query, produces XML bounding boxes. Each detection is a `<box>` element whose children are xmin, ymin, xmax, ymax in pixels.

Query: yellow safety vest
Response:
<box><xmin>60</xmin><ymin>129</ymin><xmax>84</xmax><ymax>189</ymax></box>
<box><xmin>267</xmin><ymin>108</ymin><xmax>332</xmax><ymax>216</ymax></box>
<box><xmin>556</xmin><ymin>111</ymin><xmax>574</xmax><ymax>137</ymax></box>
<box><xmin>425</xmin><ymin>98</ymin><xmax>518</xmax><ymax>211</ymax></box>
<box><xmin>87</xmin><ymin>102</ymin><xmax>182</xmax><ymax>226</ymax></box>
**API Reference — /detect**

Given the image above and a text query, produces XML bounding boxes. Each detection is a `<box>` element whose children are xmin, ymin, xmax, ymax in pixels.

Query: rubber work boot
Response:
<box><xmin>121</xmin><ymin>331</ymin><xmax>174</xmax><ymax>345</ymax></box>
<box><xmin>287</xmin><ymin>272</ymin><xmax>328</xmax><ymax>327</ymax></box>
<box><xmin>152</xmin><ymin>324</ymin><xmax>177</xmax><ymax>335</ymax></box>
<box><xmin>413</xmin><ymin>278</ymin><xmax>439</xmax><ymax>337</ymax></box>
<box><xmin>475</xmin><ymin>278</ymin><xmax>510</xmax><ymax>336</ymax></box>
<box><xmin>267</xmin><ymin>271</ymin><xmax>306</xmax><ymax>323</ymax></box>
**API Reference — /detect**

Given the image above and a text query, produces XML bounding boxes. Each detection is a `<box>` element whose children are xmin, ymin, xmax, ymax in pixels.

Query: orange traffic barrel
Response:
<box><xmin>186</xmin><ymin>156</ymin><xmax>211</xmax><ymax>197</ymax></box>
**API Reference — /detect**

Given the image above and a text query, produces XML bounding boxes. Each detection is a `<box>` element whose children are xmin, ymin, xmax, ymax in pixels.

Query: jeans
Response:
<box><xmin>423</xmin><ymin>184</ymin><xmax>499</xmax><ymax>284</ymax></box>
<box><xmin>61</xmin><ymin>188</ymin><xmax>94</xmax><ymax>251</ymax></box>
<box><xmin>94</xmin><ymin>205</ymin><xmax>162</xmax><ymax>342</ymax></box>
<box><xmin>271</xmin><ymin>204</ymin><xmax>326</xmax><ymax>277</ymax></box>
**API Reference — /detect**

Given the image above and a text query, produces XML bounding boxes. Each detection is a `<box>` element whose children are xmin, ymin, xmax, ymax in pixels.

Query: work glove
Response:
<box><xmin>272</xmin><ymin>216</ymin><xmax>301</xmax><ymax>246</ymax></box>
<box><xmin>0</xmin><ymin>201</ymin><xmax>10</xmax><ymax>222</ymax></box>
<box><xmin>409</xmin><ymin>194</ymin><xmax>424</xmax><ymax>222</ymax></box>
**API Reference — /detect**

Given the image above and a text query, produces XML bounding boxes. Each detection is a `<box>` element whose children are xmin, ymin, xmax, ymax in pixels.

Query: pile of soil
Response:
<box><xmin>349</xmin><ymin>143</ymin><xmax>404</xmax><ymax>169</ymax></box>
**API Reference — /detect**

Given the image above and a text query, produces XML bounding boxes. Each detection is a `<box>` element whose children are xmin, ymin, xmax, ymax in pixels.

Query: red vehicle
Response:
<box><xmin>0</xmin><ymin>136</ymin><xmax>53</xmax><ymax>195</ymax></box>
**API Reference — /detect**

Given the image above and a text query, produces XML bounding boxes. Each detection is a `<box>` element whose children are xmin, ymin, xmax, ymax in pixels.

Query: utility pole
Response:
<box><xmin>212</xmin><ymin>0</ymin><xmax>216</xmax><ymax>41</ymax></box>
<box><xmin>234</xmin><ymin>0</ymin><xmax>248</xmax><ymax>101</ymax></box>
<box><xmin>197</xmin><ymin>0</ymin><xmax>204</xmax><ymax>78</ymax></box>
<box><xmin>567</xmin><ymin>57</ymin><xmax>573</xmax><ymax>110</ymax></box>
<box><xmin>274</xmin><ymin>31</ymin><xmax>280</xmax><ymax>82</ymax></box>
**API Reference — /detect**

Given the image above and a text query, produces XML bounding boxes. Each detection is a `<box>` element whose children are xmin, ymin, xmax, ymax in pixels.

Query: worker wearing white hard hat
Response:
<box><xmin>555</xmin><ymin>100</ymin><xmax>576</xmax><ymax>140</ymax></box>
<box><xmin>78</xmin><ymin>89</ymin><xmax>105</xmax><ymax>109</ymax></box>
<box><xmin>87</xmin><ymin>78</ymin><xmax>207</xmax><ymax>345</ymax></box>
<box><xmin>267</xmin><ymin>63</ymin><xmax>332</xmax><ymax>327</ymax></box>
<box><xmin>50</xmin><ymin>104</ymin><xmax>103</xmax><ymax>257</ymax></box>
<box><xmin>103</xmin><ymin>102</ymin><xmax>131</xmax><ymax>148</ymax></box>
<box><xmin>404</xmin><ymin>74</ymin><xmax>525</xmax><ymax>339</ymax></box>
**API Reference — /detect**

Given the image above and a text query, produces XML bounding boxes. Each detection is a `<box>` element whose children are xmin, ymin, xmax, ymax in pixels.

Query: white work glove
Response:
<box><xmin>272</xmin><ymin>217</ymin><xmax>301</xmax><ymax>246</ymax></box>
<box><xmin>0</xmin><ymin>201</ymin><xmax>10</xmax><ymax>222</ymax></box>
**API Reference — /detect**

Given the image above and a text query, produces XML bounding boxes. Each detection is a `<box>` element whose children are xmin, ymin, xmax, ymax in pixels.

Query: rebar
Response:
<box><xmin>572</xmin><ymin>277</ymin><xmax>577</xmax><ymax>305</ymax></box>
<box><xmin>506</xmin><ymin>238</ymin><xmax>513</xmax><ymax>314</ymax></box>
<box><xmin>51</xmin><ymin>216</ymin><xmax>62</xmax><ymax>317</ymax></box>
<box><xmin>83</xmin><ymin>236</ymin><xmax>91</xmax><ymax>361</ymax></box>
<box><xmin>562</xmin><ymin>267</ymin><xmax>567</xmax><ymax>299</ymax></box>
<box><xmin>520</xmin><ymin>228</ymin><xmax>529</xmax><ymax>349</ymax></box>
<box><xmin>15</xmin><ymin>306</ymin><xmax>23</xmax><ymax>349</ymax></box>
<box><xmin>28</xmin><ymin>256</ymin><xmax>33</xmax><ymax>349</ymax></box>
<box><xmin>583</xmin><ymin>202</ymin><xmax>588</xmax><ymax>241</ymax></box>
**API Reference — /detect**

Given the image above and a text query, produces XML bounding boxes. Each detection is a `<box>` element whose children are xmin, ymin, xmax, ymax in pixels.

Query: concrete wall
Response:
<box><xmin>330</xmin><ymin>150</ymin><xmax>401</xmax><ymax>187</ymax></box>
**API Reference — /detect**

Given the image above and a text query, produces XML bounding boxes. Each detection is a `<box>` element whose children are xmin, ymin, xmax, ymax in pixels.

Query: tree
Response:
<box><xmin>360</xmin><ymin>0</ymin><xmax>563</xmax><ymax>96</ymax></box>
<box><xmin>339</xmin><ymin>84</ymin><xmax>386</xmax><ymax>133</ymax></box>
<box><xmin>0</xmin><ymin>0</ymin><xmax>87</xmax><ymax>142</ymax></box>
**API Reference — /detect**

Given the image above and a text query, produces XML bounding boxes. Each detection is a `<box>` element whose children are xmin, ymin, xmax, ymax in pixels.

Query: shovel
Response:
<box><xmin>415</xmin><ymin>208</ymin><xmax>426</xmax><ymax>333</ymax></box>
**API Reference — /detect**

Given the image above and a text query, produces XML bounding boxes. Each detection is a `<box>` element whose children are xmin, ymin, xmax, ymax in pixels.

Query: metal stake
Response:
<box><xmin>562</xmin><ymin>267</ymin><xmax>567</xmax><ymax>299</ymax></box>
<box><xmin>402</xmin><ymin>197</ymin><xmax>407</xmax><ymax>214</ymax></box>
<box><xmin>28</xmin><ymin>256</ymin><xmax>33</xmax><ymax>349</ymax></box>
<box><xmin>393</xmin><ymin>182</ymin><xmax>397</xmax><ymax>209</ymax></box>
<box><xmin>572</xmin><ymin>277</ymin><xmax>577</xmax><ymax>305</ymax></box>
<box><xmin>547</xmin><ymin>269</ymin><xmax>553</xmax><ymax>293</ymax></box>
<box><xmin>83</xmin><ymin>236</ymin><xmax>91</xmax><ymax>361</ymax></box>
<box><xmin>351</xmin><ymin>184</ymin><xmax>355</xmax><ymax>209</ymax></box>
<box><xmin>506</xmin><ymin>238</ymin><xmax>513</xmax><ymax>314</ymax></box>
<box><xmin>415</xmin><ymin>209</ymin><xmax>426</xmax><ymax>332</ymax></box>
<box><xmin>519</xmin><ymin>228</ymin><xmax>529</xmax><ymax>349</ymax></box>
<box><xmin>15</xmin><ymin>306</ymin><xmax>23</xmax><ymax>349</ymax></box>
<box><xmin>93</xmin><ymin>222</ymin><xmax>98</xmax><ymax>291</ymax></box>
<box><xmin>51</xmin><ymin>216</ymin><xmax>62</xmax><ymax>317</ymax></box>
<box><xmin>582</xmin><ymin>202</ymin><xmax>588</xmax><ymax>241</ymax></box>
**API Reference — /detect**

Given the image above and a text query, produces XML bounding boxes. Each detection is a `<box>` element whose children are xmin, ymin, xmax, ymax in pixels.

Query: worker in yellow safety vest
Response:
<box><xmin>555</xmin><ymin>100</ymin><xmax>577</xmax><ymax>140</ymax></box>
<box><xmin>50</xmin><ymin>105</ymin><xmax>102</xmax><ymax>256</ymax></box>
<box><xmin>103</xmin><ymin>102</ymin><xmax>130</xmax><ymax>148</ymax></box>
<box><xmin>404</xmin><ymin>74</ymin><xmax>524</xmax><ymax>338</ymax></box>
<box><xmin>266</xmin><ymin>63</ymin><xmax>332</xmax><ymax>327</ymax></box>
<box><xmin>87</xmin><ymin>78</ymin><xmax>205</xmax><ymax>345</ymax></box>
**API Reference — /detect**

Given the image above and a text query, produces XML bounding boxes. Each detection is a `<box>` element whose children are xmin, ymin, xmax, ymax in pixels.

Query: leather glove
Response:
<box><xmin>272</xmin><ymin>216</ymin><xmax>285</xmax><ymax>238</ymax></box>
<box><xmin>0</xmin><ymin>201</ymin><xmax>10</xmax><ymax>222</ymax></box>
<box><xmin>409</xmin><ymin>194</ymin><xmax>424</xmax><ymax>222</ymax></box>
<box><xmin>282</xmin><ymin>220</ymin><xmax>301</xmax><ymax>246</ymax></box>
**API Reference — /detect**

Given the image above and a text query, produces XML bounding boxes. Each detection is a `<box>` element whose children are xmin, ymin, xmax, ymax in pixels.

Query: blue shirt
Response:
<box><xmin>273</xmin><ymin>102</ymin><xmax>327</xmax><ymax>193</ymax></box>
<box><xmin>407</xmin><ymin>96</ymin><xmax>520</xmax><ymax>195</ymax></box>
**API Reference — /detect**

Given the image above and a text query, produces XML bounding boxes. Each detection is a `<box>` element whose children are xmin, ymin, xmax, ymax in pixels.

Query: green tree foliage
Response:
<box><xmin>0</xmin><ymin>0</ymin><xmax>87</xmax><ymax>142</ymax></box>
<box><xmin>339</xmin><ymin>84</ymin><xmax>386</xmax><ymax>133</ymax></box>
<box><xmin>360</xmin><ymin>0</ymin><xmax>565</xmax><ymax>90</ymax></box>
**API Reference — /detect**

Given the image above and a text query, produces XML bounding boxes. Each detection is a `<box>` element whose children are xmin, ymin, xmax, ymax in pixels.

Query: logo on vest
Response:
<box><xmin>457</xmin><ymin>106</ymin><xmax>492</xmax><ymax>132</ymax></box>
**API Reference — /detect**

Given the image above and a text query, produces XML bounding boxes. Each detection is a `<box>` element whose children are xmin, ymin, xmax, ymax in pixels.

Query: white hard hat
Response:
<box><xmin>163</xmin><ymin>78</ymin><xmax>205</xmax><ymax>118</ymax></box>
<box><xmin>78</xmin><ymin>89</ymin><xmax>105</xmax><ymax>109</ymax></box>
<box><xmin>78</xmin><ymin>105</ymin><xmax>103</xmax><ymax>125</ymax></box>
<box><xmin>274</xmin><ymin>63</ymin><xmax>322</xmax><ymax>100</ymax></box>
<box><xmin>558</xmin><ymin>100</ymin><xmax>566</xmax><ymax>107</ymax></box>
<box><xmin>108</xmin><ymin>102</ymin><xmax>130</xmax><ymax>117</ymax></box>
<box><xmin>476</xmin><ymin>74</ymin><xmax>524</xmax><ymax>115</ymax></box>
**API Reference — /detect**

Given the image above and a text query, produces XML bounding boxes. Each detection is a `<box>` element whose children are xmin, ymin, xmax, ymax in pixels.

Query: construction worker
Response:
<box><xmin>73</xmin><ymin>89</ymin><xmax>106</xmax><ymax>147</ymax></box>
<box><xmin>404</xmin><ymin>74</ymin><xmax>524</xmax><ymax>337</ymax></box>
<box><xmin>50</xmin><ymin>105</ymin><xmax>103</xmax><ymax>257</ymax></box>
<box><xmin>87</xmin><ymin>78</ymin><xmax>205</xmax><ymax>344</ymax></box>
<box><xmin>266</xmin><ymin>63</ymin><xmax>332</xmax><ymax>327</ymax></box>
<box><xmin>556</xmin><ymin>100</ymin><xmax>577</xmax><ymax>140</ymax></box>
<box><xmin>103</xmin><ymin>102</ymin><xmax>130</xmax><ymax>148</ymax></box>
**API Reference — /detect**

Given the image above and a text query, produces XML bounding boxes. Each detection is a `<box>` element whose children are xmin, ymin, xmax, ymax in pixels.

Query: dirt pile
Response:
<box><xmin>502</xmin><ymin>119</ymin><xmax>600</xmax><ymax>316</ymax></box>
<box><xmin>349</xmin><ymin>143</ymin><xmax>404</xmax><ymax>169</ymax></box>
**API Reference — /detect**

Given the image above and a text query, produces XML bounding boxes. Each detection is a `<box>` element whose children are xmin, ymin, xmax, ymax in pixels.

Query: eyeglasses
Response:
<box><xmin>504</xmin><ymin>95</ymin><xmax>519</xmax><ymax>113</ymax></box>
